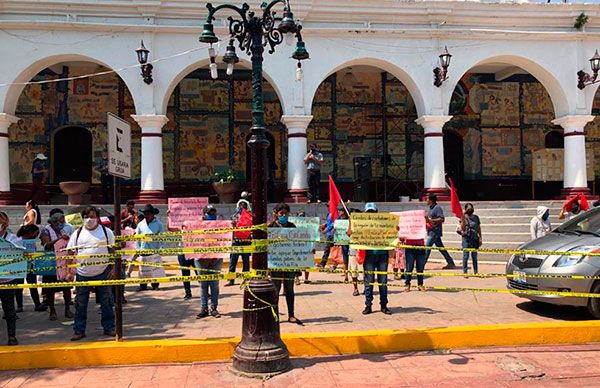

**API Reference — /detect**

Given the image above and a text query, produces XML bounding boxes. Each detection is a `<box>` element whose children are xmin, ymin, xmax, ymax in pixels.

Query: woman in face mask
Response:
<box><xmin>530</xmin><ymin>206</ymin><xmax>551</xmax><ymax>240</ymax></box>
<box><xmin>195</xmin><ymin>205</ymin><xmax>223</xmax><ymax>318</ymax></box>
<box><xmin>459</xmin><ymin>203</ymin><xmax>482</xmax><ymax>276</ymax></box>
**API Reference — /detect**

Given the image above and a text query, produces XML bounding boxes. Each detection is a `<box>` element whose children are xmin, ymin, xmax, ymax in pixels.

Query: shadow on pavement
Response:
<box><xmin>515</xmin><ymin>301</ymin><xmax>591</xmax><ymax>321</ymax></box>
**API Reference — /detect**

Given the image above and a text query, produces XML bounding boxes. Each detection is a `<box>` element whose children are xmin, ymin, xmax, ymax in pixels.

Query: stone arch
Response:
<box><xmin>306</xmin><ymin>57</ymin><xmax>426</xmax><ymax>118</ymax></box>
<box><xmin>445</xmin><ymin>54</ymin><xmax>569</xmax><ymax>117</ymax></box>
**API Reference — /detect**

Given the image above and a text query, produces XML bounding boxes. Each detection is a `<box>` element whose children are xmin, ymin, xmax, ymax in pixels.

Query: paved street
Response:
<box><xmin>2</xmin><ymin>343</ymin><xmax>600</xmax><ymax>387</ymax></box>
<box><xmin>2</xmin><ymin>262</ymin><xmax>594</xmax><ymax>346</ymax></box>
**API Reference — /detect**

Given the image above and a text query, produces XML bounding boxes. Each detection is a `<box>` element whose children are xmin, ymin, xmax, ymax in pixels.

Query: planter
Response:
<box><xmin>212</xmin><ymin>182</ymin><xmax>240</xmax><ymax>203</ymax></box>
<box><xmin>59</xmin><ymin>181</ymin><xmax>90</xmax><ymax>205</ymax></box>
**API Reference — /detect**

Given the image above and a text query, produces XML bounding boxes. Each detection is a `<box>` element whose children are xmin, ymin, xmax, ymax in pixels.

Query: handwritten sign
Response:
<box><xmin>65</xmin><ymin>213</ymin><xmax>83</xmax><ymax>229</ymax></box>
<box><xmin>121</xmin><ymin>229</ymin><xmax>136</xmax><ymax>262</ymax></box>
<box><xmin>268</xmin><ymin>227</ymin><xmax>313</xmax><ymax>269</ymax></box>
<box><xmin>0</xmin><ymin>238</ymin><xmax>26</xmax><ymax>279</ymax></box>
<box><xmin>333</xmin><ymin>219</ymin><xmax>350</xmax><ymax>245</ymax></box>
<box><xmin>350</xmin><ymin>213</ymin><xmax>399</xmax><ymax>250</ymax></box>
<box><xmin>138</xmin><ymin>254</ymin><xmax>166</xmax><ymax>279</ymax></box>
<box><xmin>392</xmin><ymin>210</ymin><xmax>426</xmax><ymax>240</ymax></box>
<box><xmin>183</xmin><ymin>220</ymin><xmax>232</xmax><ymax>260</ymax></box>
<box><xmin>168</xmin><ymin>197</ymin><xmax>209</xmax><ymax>230</ymax></box>
<box><xmin>289</xmin><ymin>217</ymin><xmax>320</xmax><ymax>251</ymax></box>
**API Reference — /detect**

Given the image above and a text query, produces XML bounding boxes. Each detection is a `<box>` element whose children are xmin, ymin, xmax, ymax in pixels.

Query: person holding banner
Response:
<box><xmin>135</xmin><ymin>204</ymin><xmax>166</xmax><ymax>291</ymax></box>
<box><xmin>269</xmin><ymin>203</ymin><xmax>303</xmax><ymax>325</ymax></box>
<box><xmin>226</xmin><ymin>199</ymin><xmax>253</xmax><ymax>287</ymax></box>
<box><xmin>195</xmin><ymin>205</ymin><xmax>224</xmax><ymax>318</ymax></box>
<box><xmin>14</xmin><ymin>224</ymin><xmax>45</xmax><ymax>313</ymax></box>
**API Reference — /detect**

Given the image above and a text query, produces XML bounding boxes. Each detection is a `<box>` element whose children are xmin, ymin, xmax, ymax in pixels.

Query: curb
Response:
<box><xmin>1</xmin><ymin>321</ymin><xmax>599</xmax><ymax>370</ymax></box>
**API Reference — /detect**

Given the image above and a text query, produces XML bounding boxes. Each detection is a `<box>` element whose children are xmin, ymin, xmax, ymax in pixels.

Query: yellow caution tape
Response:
<box><xmin>116</xmin><ymin>224</ymin><xmax>267</xmax><ymax>241</ymax></box>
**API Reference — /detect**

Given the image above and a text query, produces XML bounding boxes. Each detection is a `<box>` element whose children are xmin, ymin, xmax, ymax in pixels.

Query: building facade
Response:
<box><xmin>0</xmin><ymin>0</ymin><xmax>599</xmax><ymax>203</ymax></box>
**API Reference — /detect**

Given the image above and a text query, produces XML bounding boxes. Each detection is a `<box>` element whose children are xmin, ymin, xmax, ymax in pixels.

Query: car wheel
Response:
<box><xmin>587</xmin><ymin>281</ymin><xmax>600</xmax><ymax>319</ymax></box>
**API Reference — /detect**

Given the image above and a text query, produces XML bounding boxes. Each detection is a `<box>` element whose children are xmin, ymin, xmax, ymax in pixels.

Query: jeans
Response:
<box><xmin>462</xmin><ymin>240</ymin><xmax>479</xmax><ymax>274</ymax></box>
<box><xmin>0</xmin><ymin>281</ymin><xmax>17</xmax><ymax>338</ymax></box>
<box><xmin>307</xmin><ymin>169</ymin><xmax>320</xmax><ymax>202</ymax></box>
<box><xmin>272</xmin><ymin>271</ymin><xmax>295</xmax><ymax>317</ymax></box>
<box><xmin>229</xmin><ymin>241</ymin><xmax>250</xmax><ymax>273</ymax></box>
<box><xmin>178</xmin><ymin>254</ymin><xmax>196</xmax><ymax>295</ymax></box>
<box><xmin>195</xmin><ymin>259</ymin><xmax>223</xmax><ymax>311</ymax></box>
<box><xmin>425</xmin><ymin>233</ymin><xmax>455</xmax><ymax>266</ymax></box>
<box><xmin>73</xmin><ymin>267</ymin><xmax>115</xmax><ymax>335</ymax></box>
<box><xmin>341</xmin><ymin>245</ymin><xmax>349</xmax><ymax>266</ymax></box>
<box><xmin>405</xmin><ymin>248</ymin><xmax>427</xmax><ymax>286</ymax></box>
<box><xmin>15</xmin><ymin>273</ymin><xmax>41</xmax><ymax>308</ymax></box>
<box><xmin>363</xmin><ymin>252</ymin><xmax>389</xmax><ymax>308</ymax></box>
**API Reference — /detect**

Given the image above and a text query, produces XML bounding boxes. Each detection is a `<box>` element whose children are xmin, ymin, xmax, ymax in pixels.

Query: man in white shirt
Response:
<box><xmin>66</xmin><ymin>206</ymin><xmax>116</xmax><ymax>341</ymax></box>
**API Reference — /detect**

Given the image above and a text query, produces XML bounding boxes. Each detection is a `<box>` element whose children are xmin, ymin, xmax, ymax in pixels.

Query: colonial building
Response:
<box><xmin>0</xmin><ymin>0</ymin><xmax>599</xmax><ymax>203</ymax></box>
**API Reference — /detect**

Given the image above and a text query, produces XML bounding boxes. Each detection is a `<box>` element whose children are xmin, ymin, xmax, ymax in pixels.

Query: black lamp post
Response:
<box><xmin>433</xmin><ymin>46</ymin><xmax>452</xmax><ymax>87</ymax></box>
<box><xmin>199</xmin><ymin>0</ymin><xmax>308</xmax><ymax>376</ymax></box>
<box><xmin>135</xmin><ymin>40</ymin><xmax>154</xmax><ymax>84</ymax></box>
<box><xmin>577</xmin><ymin>50</ymin><xmax>600</xmax><ymax>90</ymax></box>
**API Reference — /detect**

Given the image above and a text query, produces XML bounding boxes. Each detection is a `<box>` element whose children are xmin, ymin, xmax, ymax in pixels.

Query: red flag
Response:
<box><xmin>328</xmin><ymin>175</ymin><xmax>342</xmax><ymax>222</ymax></box>
<box><xmin>233</xmin><ymin>207</ymin><xmax>252</xmax><ymax>240</ymax></box>
<box><xmin>449</xmin><ymin>178</ymin><xmax>463</xmax><ymax>219</ymax></box>
<box><xmin>564</xmin><ymin>194</ymin><xmax>589</xmax><ymax>212</ymax></box>
<box><xmin>581</xmin><ymin>194</ymin><xmax>590</xmax><ymax>211</ymax></box>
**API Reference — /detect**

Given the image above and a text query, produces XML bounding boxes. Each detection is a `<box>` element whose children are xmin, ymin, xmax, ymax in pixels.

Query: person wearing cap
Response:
<box><xmin>352</xmin><ymin>202</ymin><xmax>392</xmax><ymax>315</ymax></box>
<box><xmin>195</xmin><ymin>205</ymin><xmax>223</xmax><ymax>318</ymax></box>
<box><xmin>225</xmin><ymin>199</ymin><xmax>253</xmax><ymax>287</ymax></box>
<box><xmin>135</xmin><ymin>204</ymin><xmax>166</xmax><ymax>291</ymax></box>
<box><xmin>304</xmin><ymin>143</ymin><xmax>323</xmax><ymax>203</ymax></box>
<box><xmin>425</xmin><ymin>194</ymin><xmax>457</xmax><ymax>269</ymax></box>
<box><xmin>30</xmin><ymin>153</ymin><xmax>47</xmax><ymax>203</ymax></box>
<box><xmin>96</xmin><ymin>149</ymin><xmax>112</xmax><ymax>204</ymax></box>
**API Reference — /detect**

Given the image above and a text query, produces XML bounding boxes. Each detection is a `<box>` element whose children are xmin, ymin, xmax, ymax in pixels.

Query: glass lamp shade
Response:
<box><xmin>135</xmin><ymin>40</ymin><xmax>149</xmax><ymax>64</ymax></box>
<box><xmin>590</xmin><ymin>50</ymin><xmax>600</xmax><ymax>73</ymax></box>
<box><xmin>439</xmin><ymin>46</ymin><xmax>452</xmax><ymax>69</ymax></box>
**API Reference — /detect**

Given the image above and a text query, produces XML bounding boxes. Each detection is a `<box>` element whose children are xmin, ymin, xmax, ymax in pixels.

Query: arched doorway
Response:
<box><xmin>443</xmin><ymin>130</ymin><xmax>464</xmax><ymax>193</ymax></box>
<box><xmin>53</xmin><ymin>126</ymin><xmax>92</xmax><ymax>183</ymax></box>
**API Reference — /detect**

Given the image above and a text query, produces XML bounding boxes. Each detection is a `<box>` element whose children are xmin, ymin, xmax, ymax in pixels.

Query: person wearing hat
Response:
<box><xmin>135</xmin><ymin>204</ymin><xmax>166</xmax><ymax>291</ymax></box>
<box><xmin>30</xmin><ymin>153</ymin><xmax>48</xmax><ymax>203</ymax></box>
<box><xmin>195</xmin><ymin>205</ymin><xmax>223</xmax><ymax>318</ymax></box>
<box><xmin>225</xmin><ymin>199</ymin><xmax>253</xmax><ymax>287</ymax></box>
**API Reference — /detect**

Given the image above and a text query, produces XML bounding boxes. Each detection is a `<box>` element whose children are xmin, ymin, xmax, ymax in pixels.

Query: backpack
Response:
<box><xmin>462</xmin><ymin>215</ymin><xmax>480</xmax><ymax>246</ymax></box>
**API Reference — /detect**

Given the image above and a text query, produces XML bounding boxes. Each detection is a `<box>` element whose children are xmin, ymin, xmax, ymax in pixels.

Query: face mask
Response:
<box><xmin>58</xmin><ymin>223</ymin><xmax>65</xmax><ymax>230</ymax></box>
<box><xmin>542</xmin><ymin>212</ymin><xmax>550</xmax><ymax>221</ymax></box>
<box><xmin>84</xmin><ymin>217</ymin><xmax>98</xmax><ymax>229</ymax></box>
<box><xmin>278</xmin><ymin>215</ymin><xmax>288</xmax><ymax>224</ymax></box>
<box><xmin>238</xmin><ymin>208</ymin><xmax>243</xmax><ymax>214</ymax></box>
<box><xmin>205</xmin><ymin>214</ymin><xmax>217</xmax><ymax>221</ymax></box>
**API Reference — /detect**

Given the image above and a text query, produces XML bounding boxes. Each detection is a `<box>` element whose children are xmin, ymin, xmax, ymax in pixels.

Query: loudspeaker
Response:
<box><xmin>354</xmin><ymin>182</ymin><xmax>368</xmax><ymax>202</ymax></box>
<box><xmin>354</xmin><ymin>157</ymin><xmax>371</xmax><ymax>181</ymax></box>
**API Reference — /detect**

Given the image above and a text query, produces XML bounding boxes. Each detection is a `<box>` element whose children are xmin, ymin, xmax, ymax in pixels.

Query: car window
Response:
<box><xmin>557</xmin><ymin>208</ymin><xmax>600</xmax><ymax>234</ymax></box>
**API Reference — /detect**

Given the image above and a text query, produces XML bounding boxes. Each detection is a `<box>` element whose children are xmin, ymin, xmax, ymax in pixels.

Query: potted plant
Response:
<box><xmin>211</xmin><ymin>168</ymin><xmax>241</xmax><ymax>203</ymax></box>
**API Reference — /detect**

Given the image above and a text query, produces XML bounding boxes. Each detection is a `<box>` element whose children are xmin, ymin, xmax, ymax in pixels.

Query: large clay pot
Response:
<box><xmin>59</xmin><ymin>181</ymin><xmax>90</xmax><ymax>205</ymax></box>
<box><xmin>212</xmin><ymin>182</ymin><xmax>240</xmax><ymax>203</ymax></box>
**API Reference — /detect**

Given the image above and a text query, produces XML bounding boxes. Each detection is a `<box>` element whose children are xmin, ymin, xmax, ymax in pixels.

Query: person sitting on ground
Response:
<box><xmin>530</xmin><ymin>206</ymin><xmax>551</xmax><ymax>240</ymax></box>
<box><xmin>195</xmin><ymin>205</ymin><xmax>224</xmax><ymax>319</ymax></box>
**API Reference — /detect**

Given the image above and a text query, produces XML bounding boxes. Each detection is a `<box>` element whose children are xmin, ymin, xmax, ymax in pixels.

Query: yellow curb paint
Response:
<box><xmin>1</xmin><ymin>321</ymin><xmax>600</xmax><ymax>370</ymax></box>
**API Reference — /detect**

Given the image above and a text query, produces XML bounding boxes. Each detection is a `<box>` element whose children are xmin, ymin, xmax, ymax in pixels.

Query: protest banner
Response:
<box><xmin>333</xmin><ymin>219</ymin><xmax>350</xmax><ymax>245</ymax></box>
<box><xmin>289</xmin><ymin>216</ymin><xmax>320</xmax><ymax>254</ymax></box>
<box><xmin>268</xmin><ymin>227</ymin><xmax>313</xmax><ymax>269</ymax></box>
<box><xmin>392</xmin><ymin>210</ymin><xmax>426</xmax><ymax>240</ymax></box>
<box><xmin>121</xmin><ymin>229</ymin><xmax>136</xmax><ymax>262</ymax></box>
<box><xmin>0</xmin><ymin>238</ymin><xmax>27</xmax><ymax>279</ymax></box>
<box><xmin>65</xmin><ymin>213</ymin><xmax>83</xmax><ymax>229</ymax></box>
<box><xmin>350</xmin><ymin>213</ymin><xmax>399</xmax><ymax>250</ymax></box>
<box><xmin>138</xmin><ymin>254</ymin><xmax>166</xmax><ymax>279</ymax></box>
<box><xmin>183</xmin><ymin>220</ymin><xmax>233</xmax><ymax>260</ymax></box>
<box><xmin>168</xmin><ymin>197</ymin><xmax>209</xmax><ymax>230</ymax></box>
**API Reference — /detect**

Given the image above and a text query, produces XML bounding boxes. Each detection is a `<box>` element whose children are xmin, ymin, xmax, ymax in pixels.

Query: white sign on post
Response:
<box><xmin>107</xmin><ymin>113</ymin><xmax>131</xmax><ymax>179</ymax></box>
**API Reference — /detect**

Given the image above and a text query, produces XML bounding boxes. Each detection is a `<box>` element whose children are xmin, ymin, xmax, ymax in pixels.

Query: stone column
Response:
<box><xmin>552</xmin><ymin>115</ymin><xmax>595</xmax><ymax>197</ymax></box>
<box><xmin>0</xmin><ymin>113</ymin><xmax>19</xmax><ymax>205</ymax></box>
<box><xmin>131</xmin><ymin>114</ymin><xmax>169</xmax><ymax>204</ymax></box>
<box><xmin>416</xmin><ymin>115</ymin><xmax>453</xmax><ymax>201</ymax></box>
<box><xmin>281</xmin><ymin>115</ymin><xmax>313</xmax><ymax>203</ymax></box>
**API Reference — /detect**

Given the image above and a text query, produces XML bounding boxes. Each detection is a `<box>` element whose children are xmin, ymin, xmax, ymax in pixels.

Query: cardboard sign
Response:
<box><xmin>350</xmin><ymin>213</ymin><xmax>399</xmax><ymax>250</ymax></box>
<box><xmin>120</xmin><ymin>229</ymin><xmax>136</xmax><ymax>262</ymax></box>
<box><xmin>289</xmin><ymin>216</ymin><xmax>320</xmax><ymax>250</ymax></box>
<box><xmin>0</xmin><ymin>238</ymin><xmax>27</xmax><ymax>280</ymax></box>
<box><xmin>268</xmin><ymin>227</ymin><xmax>313</xmax><ymax>269</ymax></box>
<box><xmin>65</xmin><ymin>213</ymin><xmax>84</xmax><ymax>229</ymax></box>
<box><xmin>138</xmin><ymin>254</ymin><xmax>166</xmax><ymax>279</ymax></box>
<box><xmin>183</xmin><ymin>220</ymin><xmax>233</xmax><ymax>260</ymax></box>
<box><xmin>333</xmin><ymin>219</ymin><xmax>350</xmax><ymax>245</ymax></box>
<box><xmin>168</xmin><ymin>197</ymin><xmax>209</xmax><ymax>230</ymax></box>
<box><xmin>392</xmin><ymin>210</ymin><xmax>426</xmax><ymax>240</ymax></box>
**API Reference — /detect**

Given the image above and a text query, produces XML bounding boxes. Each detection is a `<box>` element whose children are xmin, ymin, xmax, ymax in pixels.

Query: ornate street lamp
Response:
<box><xmin>433</xmin><ymin>46</ymin><xmax>452</xmax><ymax>87</ymax></box>
<box><xmin>577</xmin><ymin>50</ymin><xmax>600</xmax><ymax>90</ymax></box>
<box><xmin>199</xmin><ymin>0</ymin><xmax>308</xmax><ymax>376</ymax></box>
<box><xmin>135</xmin><ymin>40</ymin><xmax>153</xmax><ymax>84</ymax></box>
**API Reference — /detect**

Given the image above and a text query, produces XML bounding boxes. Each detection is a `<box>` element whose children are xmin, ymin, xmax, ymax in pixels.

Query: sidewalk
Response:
<box><xmin>2</xmin><ymin>343</ymin><xmax>600</xmax><ymax>387</ymax></box>
<box><xmin>2</xmin><ymin>263</ymin><xmax>593</xmax><ymax>346</ymax></box>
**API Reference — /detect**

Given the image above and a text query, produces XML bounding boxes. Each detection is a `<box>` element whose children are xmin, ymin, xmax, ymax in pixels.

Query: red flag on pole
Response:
<box><xmin>328</xmin><ymin>175</ymin><xmax>342</xmax><ymax>222</ymax></box>
<box><xmin>580</xmin><ymin>194</ymin><xmax>590</xmax><ymax>211</ymax></box>
<box><xmin>449</xmin><ymin>178</ymin><xmax>463</xmax><ymax>219</ymax></box>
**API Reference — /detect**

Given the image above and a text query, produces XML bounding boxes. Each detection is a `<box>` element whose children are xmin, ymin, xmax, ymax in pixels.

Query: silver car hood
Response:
<box><xmin>520</xmin><ymin>232</ymin><xmax>600</xmax><ymax>254</ymax></box>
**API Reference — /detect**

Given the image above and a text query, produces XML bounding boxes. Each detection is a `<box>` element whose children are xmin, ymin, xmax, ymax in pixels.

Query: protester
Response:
<box><xmin>304</xmin><ymin>143</ymin><xmax>323</xmax><ymax>203</ymax></box>
<box><xmin>195</xmin><ymin>205</ymin><xmax>223</xmax><ymax>318</ymax></box>
<box><xmin>459</xmin><ymin>203</ymin><xmax>482</xmax><ymax>276</ymax></box>
<box><xmin>350</xmin><ymin>203</ymin><xmax>392</xmax><ymax>315</ymax></box>
<box><xmin>392</xmin><ymin>247</ymin><xmax>405</xmax><ymax>281</ymax></box>
<box><xmin>66</xmin><ymin>206</ymin><xmax>116</xmax><ymax>341</ymax></box>
<box><xmin>403</xmin><ymin>224</ymin><xmax>427</xmax><ymax>293</ymax></box>
<box><xmin>39</xmin><ymin>213</ymin><xmax>73</xmax><ymax>320</ymax></box>
<box><xmin>317</xmin><ymin>212</ymin><xmax>335</xmax><ymax>269</ymax></box>
<box><xmin>226</xmin><ymin>199</ymin><xmax>252</xmax><ymax>287</ymax></box>
<box><xmin>49</xmin><ymin>208</ymin><xmax>74</xmax><ymax>235</ymax></box>
<box><xmin>425</xmin><ymin>194</ymin><xmax>456</xmax><ymax>269</ymax></box>
<box><xmin>120</xmin><ymin>200</ymin><xmax>138</xmax><ymax>229</ymax></box>
<box><xmin>0</xmin><ymin>228</ymin><xmax>20</xmax><ymax>346</ymax></box>
<box><xmin>294</xmin><ymin>210</ymin><xmax>311</xmax><ymax>285</ymax></box>
<box><xmin>336</xmin><ymin>209</ymin><xmax>351</xmax><ymax>281</ymax></box>
<box><xmin>559</xmin><ymin>198</ymin><xmax>585</xmax><ymax>220</ymax></box>
<box><xmin>96</xmin><ymin>149</ymin><xmax>112</xmax><ymax>203</ymax></box>
<box><xmin>135</xmin><ymin>204</ymin><xmax>165</xmax><ymax>291</ymax></box>
<box><xmin>530</xmin><ymin>205</ymin><xmax>551</xmax><ymax>240</ymax></box>
<box><xmin>30</xmin><ymin>153</ymin><xmax>47</xmax><ymax>202</ymax></box>
<box><xmin>21</xmin><ymin>200</ymin><xmax>41</xmax><ymax>228</ymax></box>
<box><xmin>14</xmin><ymin>224</ymin><xmax>45</xmax><ymax>313</ymax></box>
<box><xmin>126</xmin><ymin>213</ymin><xmax>145</xmax><ymax>278</ymax></box>
<box><xmin>0</xmin><ymin>211</ymin><xmax>19</xmax><ymax>245</ymax></box>
<box><xmin>269</xmin><ymin>203</ymin><xmax>303</xmax><ymax>325</ymax></box>
<box><xmin>347</xmin><ymin>209</ymin><xmax>363</xmax><ymax>297</ymax></box>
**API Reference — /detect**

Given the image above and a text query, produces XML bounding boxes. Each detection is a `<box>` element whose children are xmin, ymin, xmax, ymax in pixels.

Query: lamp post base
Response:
<box><xmin>232</xmin><ymin>279</ymin><xmax>291</xmax><ymax>376</ymax></box>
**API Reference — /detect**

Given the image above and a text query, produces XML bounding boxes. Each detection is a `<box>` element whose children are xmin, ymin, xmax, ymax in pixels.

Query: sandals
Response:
<box><xmin>418</xmin><ymin>286</ymin><xmax>427</xmax><ymax>292</ymax></box>
<box><xmin>352</xmin><ymin>289</ymin><xmax>360</xmax><ymax>296</ymax></box>
<box><xmin>404</xmin><ymin>285</ymin><xmax>411</xmax><ymax>293</ymax></box>
<box><xmin>288</xmin><ymin>317</ymin><xmax>303</xmax><ymax>325</ymax></box>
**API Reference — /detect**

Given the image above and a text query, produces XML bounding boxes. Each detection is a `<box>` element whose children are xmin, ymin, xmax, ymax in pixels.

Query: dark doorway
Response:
<box><xmin>443</xmin><ymin>130</ymin><xmax>464</xmax><ymax>193</ymax></box>
<box><xmin>545</xmin><ymin>130</ymin><xmax>564</xmax><ymax>148</ymax></box>
<box><xmin>53</xmin><ymin>126</ymin><xmax>92</xmax><ymax>183</ymax></box>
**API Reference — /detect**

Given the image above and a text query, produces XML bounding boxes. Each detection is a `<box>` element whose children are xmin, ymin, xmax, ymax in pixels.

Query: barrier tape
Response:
<box><xmin>115</xmin><ymin>224</ymin><xmax>267</xmax><ymax>241</ymax></box>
